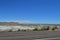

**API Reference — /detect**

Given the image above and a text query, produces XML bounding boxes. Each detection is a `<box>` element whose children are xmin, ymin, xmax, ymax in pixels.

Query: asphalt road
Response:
<box><xmin>0</xmin><ymin>31</ymin><xmax>60</xmax><ymax>40</ymax></box>
<box><xmin>35</xmin><ymin>37</ymin><xmax>60</xmax><ymax>40</ymax></box>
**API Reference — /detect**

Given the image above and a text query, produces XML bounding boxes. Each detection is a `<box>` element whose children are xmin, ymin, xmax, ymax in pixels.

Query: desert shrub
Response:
<box><xmin>38</xmin><ymin>29</ymin><xmax>44</xmax><ymax>31</ymax></box>
<box><xmin>52</xmin><ymin>26</ymin><xmax>58</xmax><ymax>30</ymax></box>
<box><xmin>21</xmin><ymin>29</ymin><xmax>26</xmax><ymax>31</ymax></box>
<box><xmin>33</xmin><ymin>28</ymin><xmax>38</xmax><ymax>31</ymax></box>
<box><xmin>8</xmin><ymin>30</ymin><xmax>12</xmax><ymax>32</ymax></box>
<box><xmin>41</xmin><ymin>27</ymin><xmax>47</xmax><ymax>30</ymax></box>
<box><xmin>39</xmin><ymin>26</ymin><xmax>50</xmax><ymax>31</ymax></box>
<box><xmin>46</xmin><ymin>26</ymin><xmax>50</xmax><ymax>30</ymax></box>
<box><xmin>54</xmin><ymin>26</ymin><xmax>58</xmax><ymax>29</ymax></box>
<box><xmin>18</xmin><ymin>29</ymin><xmax>20</xmax><ymax>31</ymax></box>
<box><xmin>33</xmin><ymin>26</ymin><xmax>50</xmax><ymax>31</ymax></box>
<box><xmin>52</xmin><ymin>27</ymin><xmax>55</xmax><ymax>30</ymax></box>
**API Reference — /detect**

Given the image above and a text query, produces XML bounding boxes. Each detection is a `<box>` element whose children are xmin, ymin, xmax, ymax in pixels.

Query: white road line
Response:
<box><xmin>34</xmin><ymin>37</ymin><xmax>60</xmax><ymax>40</ymax></box>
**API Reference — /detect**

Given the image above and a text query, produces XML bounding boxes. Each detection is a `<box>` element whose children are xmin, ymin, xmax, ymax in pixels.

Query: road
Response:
<box><xmin>0</xmin><ymin>31</ymin><xmax>60</xmax><ymax>40</ymax></box>
<box><xmin>35</xmin><ymin>37</ymin><xmax>60</xmax><ymax>40</ymax></box>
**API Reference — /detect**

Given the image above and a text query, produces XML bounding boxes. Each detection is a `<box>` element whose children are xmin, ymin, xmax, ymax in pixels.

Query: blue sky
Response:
<box><xmin>0</xmin><ymin>0</ymin><xmax>60</xmax><ymax>24</ymax></box>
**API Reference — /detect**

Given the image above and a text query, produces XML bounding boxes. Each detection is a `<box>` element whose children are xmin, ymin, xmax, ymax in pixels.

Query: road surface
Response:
<box><xmin>35</xmin><ymin>37</ymin><xmax>60</xmax><ymax>40</ymax></box>
<box><xmin>0</xmin><ymin>31</ymin><xmax>60</xmax><ymax>40</ymax></box>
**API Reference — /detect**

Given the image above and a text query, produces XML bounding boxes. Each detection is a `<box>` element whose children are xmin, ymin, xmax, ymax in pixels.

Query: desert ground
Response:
<box><xmin>0</xmin><ymin>31</ymin><xmax>60</xmax><ymax>40</ymax></box>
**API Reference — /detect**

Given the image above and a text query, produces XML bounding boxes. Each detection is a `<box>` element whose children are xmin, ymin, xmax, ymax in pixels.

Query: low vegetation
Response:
<box><xmin>8</xmin><ymin>30</ymin><xmax>12</xmax><ymax>32</ymax></box>
<box><xmin>3</xmin><ymin>26</ymin><xmax>59</xmax><ymax>32</ymax></box>
<box><xmin>51</xmin><ymin>26</ymin><xmax>58</xmax><ymax>30</ymax></box>
<box><xmin>18</xmin><ymin>29</ymin><xmax>20</xmax><ymax>31</ymax></box>
<box><xmin>33</xmin><ymin>26</ymin><xmax>50</xmax><ymax>31</ymax></box>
